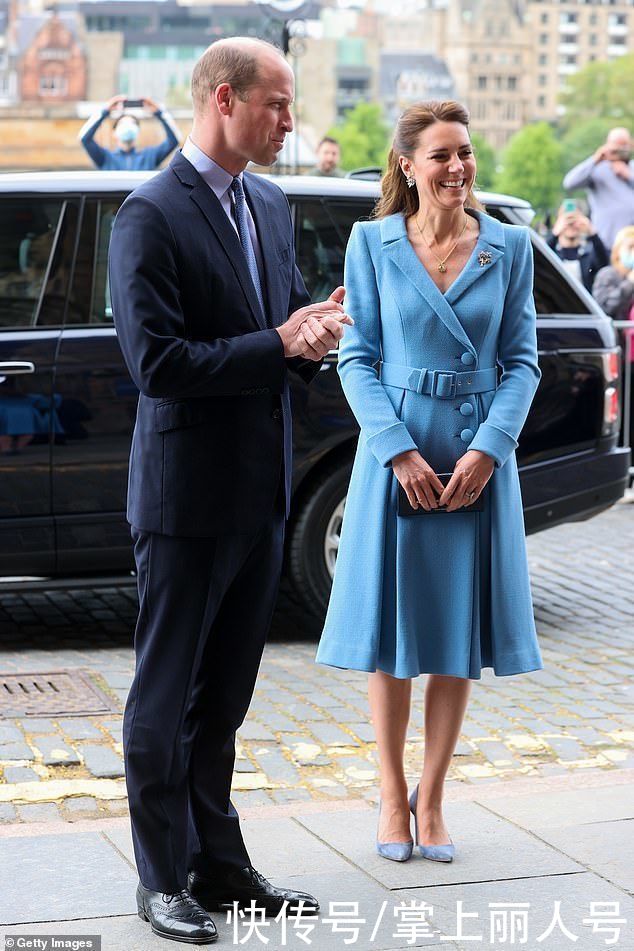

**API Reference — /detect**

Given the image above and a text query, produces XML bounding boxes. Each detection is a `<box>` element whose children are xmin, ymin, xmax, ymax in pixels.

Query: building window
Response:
<box><xmin>539</xmin><ymin>33</ymin><xmax>549</xmax><ymax>44</ymax></box>
<box><xmin>559</xmin><ymin>12</ymin><xmax>578</xmax><ymax>26</ymax></box>
<box><xmin>589</xmin><ymin>13</ymin><xmax>598</xmax><ymax>25</ymax></box>
<box><xmin>561</xmin><ymin>34</ymin><xmax>577</xmax><ymax>44</ymax></box>
<box><xmin>539</xmin><ymin>73</ymin><xmax>547</xmax><ymax>86</ymax></box>
<box><xmin>39</xmin><ymin>74</ymin><xmax>67</xmax><ymax>96</ymax></box>
<box><xmin>538</xmin><ymin>95</ymin><xmax>546</xmax><ymax>108</ymax></box>
<box><xmin>477</xmin><ymin>75</ymin><xmax>487</xmax><ymax>89</ymax></box>
<box><xmin>589</xmin><ymin>34</ymin><xmax>598</xmax><ymax>46</ymax></box>
<box><xmin>508</xmin><ymin>76</ymin><xmax>517</xmax><ymax>90</ymax></box>
<box><xmin>540</xmin><ymin>12</ymin><xmax>549</xmax><ymax>23</ymax></box>
<box><xmin>539</xmin><ymin>53</ymin><xmax>548</xmax><ymax>65</ymax></box>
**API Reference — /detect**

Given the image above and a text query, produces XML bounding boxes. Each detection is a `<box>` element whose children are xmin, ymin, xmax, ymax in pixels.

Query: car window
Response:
<box><xmin>0</xmin><ymin>198</ymin><xmax>65</xmax><ymax>328</ymax></box>
<box><xmin>295</xmin><ymin>199</ymin><xmax>375</xmax><ymax>301</ymax></box>
<box><xmin>66</xmin><ymin>198</ymin><xmax>124</xmax><ymax>325</ymax></box>
<box><xmin>485</xmin><ymin>204</ymin><xmax>589</xmax><ymax>315</ymax></box>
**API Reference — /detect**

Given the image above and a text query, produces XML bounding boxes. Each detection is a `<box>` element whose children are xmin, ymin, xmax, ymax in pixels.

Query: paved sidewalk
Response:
<box><xmin>1</xmin><ymin>769</ymin><xmax>633</xmax><ymax>950</ymax></box>
<box><xmin>0</xmin><ymin>502</ymin><xmax>633</xmax><ymax>818</ymax></box>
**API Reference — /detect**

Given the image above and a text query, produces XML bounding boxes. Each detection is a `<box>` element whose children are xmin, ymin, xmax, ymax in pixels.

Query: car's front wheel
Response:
<box><xmin>287</xmin><ymin>461</ymin><xmax>352</xmax><ymax>619</ymax></box>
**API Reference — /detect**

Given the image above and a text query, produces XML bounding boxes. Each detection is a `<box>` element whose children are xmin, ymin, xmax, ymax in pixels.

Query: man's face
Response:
<box><xmin>317</xmin><ymin>142</ymin><xmax>340</xmax><ymax>172</ymax></box>
<box><xmin>225</xmin><ymin>55</ymin><xmax>294</xmax><ymax>167</ymax></box>
<box><xmin>606</xmin><ymin>131</ymin><xmax>632</xmax><ymax>162</ymax></box>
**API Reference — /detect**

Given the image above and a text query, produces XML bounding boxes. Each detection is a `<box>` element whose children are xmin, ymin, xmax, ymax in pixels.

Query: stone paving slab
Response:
<box><xmin>296</xmin><ymin>801</ymin><xmax>582</xmax><ymax>891</ymax></box>
<box><xmin>482</xmin><ymin>783</ymin><xmax>634</xmax><ymax>829</ymax></box>
<box><xmin>0</xmin><ymin>831</ymin><xmax>137</xmax><ymax>925</ymax></box>
<box><xmin>533</xmin><ymin>818</ymin><xmax>634</xmax><ymax>894</ymax></box>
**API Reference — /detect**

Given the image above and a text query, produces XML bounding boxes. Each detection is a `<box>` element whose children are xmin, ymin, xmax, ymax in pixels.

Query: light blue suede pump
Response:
<box><xmin>409</xmin><ymin>786</ymin><xmax>455</xmax><ymax>862</ymax></box>
<box><xmin>376</xmin><ymin>801</ymin><xmax>413</xmax><ymax>862</ymax></box>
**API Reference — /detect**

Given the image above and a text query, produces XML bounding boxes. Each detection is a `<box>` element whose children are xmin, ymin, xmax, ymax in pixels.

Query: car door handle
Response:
<box><xmin>0</xmin><ymin>362</ymin><xmax>36</xmax><ymax>375</ymax></box>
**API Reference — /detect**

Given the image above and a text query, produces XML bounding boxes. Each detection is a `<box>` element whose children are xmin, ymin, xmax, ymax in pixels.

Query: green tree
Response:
<box><xmin>494</xmin><ymin>123</ymin><xmax>564</xmax><ymax>215</ymax></box>
<box><xmin>327</xmin><ymin>103</ymin><xmax>390</xmax><ymax>172</ymax></box>
<box><xmin>559</xmin><ymin>54</ymin><xmax>634</xmax><ymax>132</ymax></box>
<box><xmin>470</xmin><ymin>132</ymin><xmax>496</xmax><ymax>192</ymax></box>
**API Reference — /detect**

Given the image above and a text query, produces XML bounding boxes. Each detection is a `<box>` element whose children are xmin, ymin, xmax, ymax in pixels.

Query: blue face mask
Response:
<box><xmin>620</xmin><ymin>249</ymin><xmax>634</xmax><ymax>271</ymax></box>
<box><xmin>118</xmin><ymin>125</ymin><xmax>138</xmax><ymax>145</ymax></box>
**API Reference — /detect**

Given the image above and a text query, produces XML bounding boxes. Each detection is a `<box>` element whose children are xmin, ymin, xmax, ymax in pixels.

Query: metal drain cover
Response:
<box><xmin>0</xmin><ymin>670</ymin><xmax>120</xmax><ymax>718</ymax></box>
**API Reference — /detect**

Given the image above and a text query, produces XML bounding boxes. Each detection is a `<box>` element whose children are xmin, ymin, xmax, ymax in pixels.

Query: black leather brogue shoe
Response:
<box><xmin>188</xmin><ymin>866</ymin><xmax>319</xmax><ymax>916</ymax></box>
<box><xmin>136</xmin><ymin>883</ymin><xmax>218</xmax><ymax>944</ymax></box>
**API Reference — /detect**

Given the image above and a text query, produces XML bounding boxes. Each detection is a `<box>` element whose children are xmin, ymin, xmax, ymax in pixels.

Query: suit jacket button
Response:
<box><xmin>460</xmin><ymin>352</ymin><xmax>475</xmax><ymax>365</ymax></box>
<box><xmin>272</xmin><ymin>408</ymin><xmax>282</xmax><ymax>421</ymax></box>
<box><xmin>460</xmin><ymin>402</ymin><xmax>474</xmax><ymax>416</ymax></box>
<box><xmin>460</xmin><ymin>428</ymin><xmax>474</xmax><ymax>442</ymax></box>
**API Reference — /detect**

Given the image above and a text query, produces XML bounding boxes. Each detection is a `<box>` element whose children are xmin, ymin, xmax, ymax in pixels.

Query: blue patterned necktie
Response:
<box><xmin>231</xmin><ymin>176</ymin><xmax>266</xmax><ymax>320</ymax></box>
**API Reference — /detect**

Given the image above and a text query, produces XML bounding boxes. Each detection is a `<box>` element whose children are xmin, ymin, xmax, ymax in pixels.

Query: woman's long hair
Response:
<box><xmin>610</xmin><ymin>225</ymin><xmax>634</xmax><ymax>275</ymax></box>
<box><xmin>374</xmin><ymin>100</ymin><xmax>485</xmax><ymax>220</ymax></box>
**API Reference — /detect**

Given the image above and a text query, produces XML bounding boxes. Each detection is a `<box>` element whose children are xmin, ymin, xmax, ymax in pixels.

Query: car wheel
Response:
<box><xmin>287</xmin><ymin>461</ymin><xmax>352</xmax><ymax>619</ymax></box>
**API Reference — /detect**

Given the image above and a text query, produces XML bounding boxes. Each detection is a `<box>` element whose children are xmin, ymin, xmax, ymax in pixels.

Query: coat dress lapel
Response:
<box><xmin>171</xmin><ymin>153</ymin><xmax>267</xmax><ymax>331</ymax></box>
<box><xmin>380</xmin><ymin>209</ymin><xmax>506</xmax><ymax>357</ymax></box>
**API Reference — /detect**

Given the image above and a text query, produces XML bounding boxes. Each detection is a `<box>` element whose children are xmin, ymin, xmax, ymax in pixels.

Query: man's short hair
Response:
<box><xmin>318</xmin><ymin>136</ymin><xmax>340</xmax><ymax>149</ymax></box>
<box><xmin>191</xmin><ymin>38</ymin><xmax>284</xmax><ymax>114</ymax></box>
<box><xmin>113</xmin><ymin>113</ymin><xmax>140</xmax><ymax>130</ymax></box>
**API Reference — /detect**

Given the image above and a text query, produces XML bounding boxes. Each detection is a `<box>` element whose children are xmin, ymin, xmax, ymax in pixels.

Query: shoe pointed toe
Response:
<box><xmin>419</xmin><ymin>842</ymin><xmax>455</xmax><ymax>862</ymax></box>
<box><xmin>376</xmin><ymin>839</ymin><xmax>414</xmax><ymax>862</ymax></box>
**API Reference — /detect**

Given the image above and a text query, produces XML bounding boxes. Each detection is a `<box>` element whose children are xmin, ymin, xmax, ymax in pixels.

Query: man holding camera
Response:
<box><xmin>563</xmin><ymin>127</ymin><xmax>634</xmax><ymax>253</ymax></box>
<box><xmin>78</xmin><ymin>94</ymin><xmax>182</xmax><ymax>170</ymax></box>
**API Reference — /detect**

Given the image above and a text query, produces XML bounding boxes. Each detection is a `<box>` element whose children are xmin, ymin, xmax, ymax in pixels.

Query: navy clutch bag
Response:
<box><xmin>397</xmin><ymin>472</ymin><xmax>486</xmax><ymax>516</ymax></box>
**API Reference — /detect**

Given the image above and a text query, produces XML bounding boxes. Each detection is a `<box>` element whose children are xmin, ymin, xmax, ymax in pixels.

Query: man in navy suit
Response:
<box><xmin>109</xmin><ymin>37</ymin><xmax>351</xmax><ymax>945</ymax></box>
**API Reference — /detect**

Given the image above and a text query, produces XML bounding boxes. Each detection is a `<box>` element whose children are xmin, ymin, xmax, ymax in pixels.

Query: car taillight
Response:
<box><xmin>602</xmin><ymin>350</ymin><xmax>619</xmax><ymax>383</ymax></box>
<box><xmin>603</xmin><ymin>386</ymin><xmax>619</xmax><ymax>434</ymax></box>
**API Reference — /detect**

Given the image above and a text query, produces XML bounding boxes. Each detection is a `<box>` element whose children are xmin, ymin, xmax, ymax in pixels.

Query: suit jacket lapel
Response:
<box><xmin>244</xmin><ymin>174</ymin><xmax>282</xmax><ymax>328</ymax></box>
<box><xmin>171</xmin><ymin>154</ymin><xmax>267</xmax><ymax>331</ymax></box>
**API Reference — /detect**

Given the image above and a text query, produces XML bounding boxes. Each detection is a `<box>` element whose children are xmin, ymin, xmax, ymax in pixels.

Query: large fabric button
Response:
<box><xmin>460</xmin><ymin>352</ymin><xmax>475</xmax><ymax>365</ymax></box>
<box><xmin>460</xmin><ymin>428</ymin><xmax>474</xmax><ymax>442</ymax></box>
<box><xmin>460</xmin><ymin>402</ymin><xmax>474</xmax><ymax>416</ymax></box>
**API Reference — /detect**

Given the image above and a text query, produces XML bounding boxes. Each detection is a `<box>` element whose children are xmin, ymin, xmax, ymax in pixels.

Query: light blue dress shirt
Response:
<box><xmin>180</xmin><ymin>136</ymin><xmax>265</xmax><ymax>285</ymax></box>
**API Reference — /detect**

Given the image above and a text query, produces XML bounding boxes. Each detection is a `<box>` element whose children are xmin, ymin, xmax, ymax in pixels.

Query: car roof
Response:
<box><xmin>0</xmin><ymin>170</ymin><xmax>532</xmax><ymax>209</ymax></box>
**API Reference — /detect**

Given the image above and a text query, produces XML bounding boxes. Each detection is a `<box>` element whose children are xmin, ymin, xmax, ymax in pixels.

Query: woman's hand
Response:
<box><xmin>391</xmin><ymin>450</ymin><xmax>445</xmax><ymax>511</ymax></box>
<box><xmin>439</xmin><ymin>450</ymin><xmax>495</xmax><ymax>512</ymax></box>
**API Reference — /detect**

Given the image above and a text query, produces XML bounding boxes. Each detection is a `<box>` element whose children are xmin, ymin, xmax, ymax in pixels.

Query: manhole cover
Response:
<box><xmin>0</xmin><ymin>670</ymin><xmax>120</xmax><ymax>718</ymax></box>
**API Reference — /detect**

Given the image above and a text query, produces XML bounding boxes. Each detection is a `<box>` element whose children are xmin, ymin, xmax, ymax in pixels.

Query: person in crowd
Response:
<box><xmin>109</xmin><ymin>38</ymin><xmax>352</xmax><ymax>945</ymax></box>
<box><xmin>593</xmin><ymin>225</ymin><xmax>634</xmax><ymax>321</ymax></box>
<box><xmin>563</xmin><ymin>128</ymin><xmax>634</xmax><ymax>253</ymax></box>
<box><xmin>316</xmin><ymin>100</ymin><xmax>543</xmax><ymax>864</ymax></box>
<box><xmin>78</xmin><ymin>94</ymin><xmax>181</xmax><ymax>170</ymax></box>
<box><xmin>593</xmin><ymin>225</ymin><xmax>634</xmax><ymax>449</ymax></box>
<box><xmin>309</xmin><ymin>136</ymin><xmax>345</xmax><ymax>177</ymax></box>
<box><xmin>547</xmin><ymin>201</ymin><xmax>608</xmax><ymax>293</ymax></box>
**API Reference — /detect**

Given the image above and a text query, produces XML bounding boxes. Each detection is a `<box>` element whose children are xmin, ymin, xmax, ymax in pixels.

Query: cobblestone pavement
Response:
<box><xmin>0</xmin><ymin>498</ymin><xmax>632</xmax><ymax>823</ymax></box>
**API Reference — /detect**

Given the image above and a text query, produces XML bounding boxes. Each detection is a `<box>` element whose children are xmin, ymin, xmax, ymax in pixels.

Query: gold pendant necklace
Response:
<box><xmin>416</xmin><ymin>213</ymin><xmax>468</xmax><ymax>273</ymax></box>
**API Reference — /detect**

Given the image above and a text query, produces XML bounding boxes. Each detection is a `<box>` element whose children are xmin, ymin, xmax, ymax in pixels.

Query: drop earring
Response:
<box><xmin>405</xmin><ymin>174</ymin><xmax>416</xmax><ymax>189</ymax></box>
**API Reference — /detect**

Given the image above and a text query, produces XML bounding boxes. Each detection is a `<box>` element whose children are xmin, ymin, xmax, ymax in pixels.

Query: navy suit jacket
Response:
<box><xmin>109</xmin><ymin>151</ymin><xmax>315</xmax><ymax>536</ymax></box>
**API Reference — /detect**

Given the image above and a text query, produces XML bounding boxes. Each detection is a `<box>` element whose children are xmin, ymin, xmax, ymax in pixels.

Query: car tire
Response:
<box><xmin>287</xmin><ymin>461</ymin><xmax>352</xmax><ymax>620</ymax></box>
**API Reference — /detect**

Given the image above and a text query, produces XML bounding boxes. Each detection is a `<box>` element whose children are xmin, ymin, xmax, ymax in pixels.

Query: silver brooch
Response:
<box><xmin>478</xmin><ymin>251</ymin><xmax>492</xmax><ymax>267</ymax></box>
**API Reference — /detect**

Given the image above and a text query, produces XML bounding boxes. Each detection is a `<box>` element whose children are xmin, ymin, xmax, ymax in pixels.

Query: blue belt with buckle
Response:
<box><xmin>378</xmin><ymin>362</ymin><xmax>498</xmax><ymax>399</ymax></box>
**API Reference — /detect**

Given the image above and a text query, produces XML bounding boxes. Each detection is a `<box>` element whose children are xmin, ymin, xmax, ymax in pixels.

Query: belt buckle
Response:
<box><xmin>430</xmin><ymin>369</ymin><xmax>457</xmax><ymax>399</ymax></box>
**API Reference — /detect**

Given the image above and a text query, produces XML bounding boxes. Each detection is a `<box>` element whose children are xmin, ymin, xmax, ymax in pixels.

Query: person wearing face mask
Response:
<box><xmin>546</xmin><ymin>202</ymin><xmax>608</xmax><ymax>293</ymax></box>
<box><xmin>78</xmin><ymin>94</ymin><xmax>181</xmax><ymax>171</ymax></box>
<box><xmin>316</xmin><ymin>100</ymin><xmax>543</xmax><ymax>866</ymax></box>
<box><xmin>562</xmin><ymin>128</ymin><xmax>634</xmax><ymax>253</ymax></box>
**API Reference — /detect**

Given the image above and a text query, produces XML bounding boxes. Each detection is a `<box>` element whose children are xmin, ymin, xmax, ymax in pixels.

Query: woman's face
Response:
<box><xmin>400</xmin><ymin>120</ymin><xmax>477</xmax><ymax>214</ymax></box>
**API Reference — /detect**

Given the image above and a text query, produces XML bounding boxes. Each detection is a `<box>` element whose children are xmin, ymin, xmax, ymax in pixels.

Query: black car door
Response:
<box><xmin>0</xmin><ymin>195</ymin><xmax>80</xmax><ymax>576</ymax></box>
<box><xmin>52</xmin><ymin>194</ymin><xmax>136</xmax><ymax>574</ymax></box>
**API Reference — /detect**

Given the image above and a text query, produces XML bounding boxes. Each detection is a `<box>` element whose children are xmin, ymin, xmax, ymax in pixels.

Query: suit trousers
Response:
<box><xmin>123</xmin><ymin>484</ymin><xmax>285</xmax><ymax>892</ymax></box>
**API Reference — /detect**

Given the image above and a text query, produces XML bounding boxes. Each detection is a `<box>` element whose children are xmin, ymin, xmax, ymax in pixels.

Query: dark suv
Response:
<box><xmin>0</xmin><ymin>172</ymin><xmax>629</xmax><ymax>618</ymax></box>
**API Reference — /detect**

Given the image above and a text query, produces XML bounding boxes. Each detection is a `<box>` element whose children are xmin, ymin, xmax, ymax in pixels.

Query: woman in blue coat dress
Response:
<box><xmin>316</xmin><ymin>101</ymin><xmax>543</xmax><ymax>863</ymax></box>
